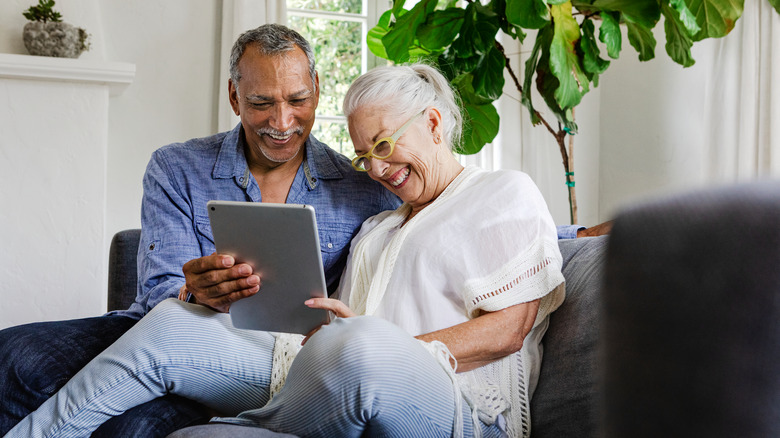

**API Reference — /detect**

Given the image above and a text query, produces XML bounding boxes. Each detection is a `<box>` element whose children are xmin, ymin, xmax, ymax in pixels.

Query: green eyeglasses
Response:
<box><xmin>351</xmin><ymin>111</ymin><xmax>424</xmax><ymax>172</ymax></box>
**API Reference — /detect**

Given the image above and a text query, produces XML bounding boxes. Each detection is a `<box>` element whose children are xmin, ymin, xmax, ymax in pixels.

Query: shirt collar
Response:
<box><xmin>213</xmin><ymin>123</ymin><xmax>345</xmax><ymax>186</ymax></box>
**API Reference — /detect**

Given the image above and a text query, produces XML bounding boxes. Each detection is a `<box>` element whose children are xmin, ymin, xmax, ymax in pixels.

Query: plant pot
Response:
<box><xmin>23</xmin><ymin>21</ymin><xmax>89</xmax><ymax>58</ymax></box>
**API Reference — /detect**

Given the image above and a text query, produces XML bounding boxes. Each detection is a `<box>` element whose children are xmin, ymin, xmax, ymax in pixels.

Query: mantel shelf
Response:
<box><xmin>0</xmin><ymin>53</ymin><xmax>135</xmax><ymax>96</ymax></box>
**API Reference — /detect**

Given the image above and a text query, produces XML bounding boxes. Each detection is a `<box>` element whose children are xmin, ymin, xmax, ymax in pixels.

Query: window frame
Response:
<box><xmin>286</xmin><ymin>0</ymin><xmax>391</xmax><ymax>156</ymax></box>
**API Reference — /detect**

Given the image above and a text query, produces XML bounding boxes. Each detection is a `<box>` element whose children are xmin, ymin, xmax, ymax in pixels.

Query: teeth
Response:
<box><xmin>269</xmin><ymin>133</ymin><xmax>291</xmax><ymax>140</ymax></box>
<box><xmin>390</xmin><ymin>168</ymin><xmax>410</xmax><ymax>187</ymax></box>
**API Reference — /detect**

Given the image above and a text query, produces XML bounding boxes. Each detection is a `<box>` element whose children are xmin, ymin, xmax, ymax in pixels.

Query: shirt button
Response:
<box><xmin>149</xmin><ymin>243</ymin><xmax>155</xmax><ymax>250</ymax></box>
<box><xmin>327</xmin><ymin>243</ymin><xmax>333</xmax><ymax>249</ymax></box>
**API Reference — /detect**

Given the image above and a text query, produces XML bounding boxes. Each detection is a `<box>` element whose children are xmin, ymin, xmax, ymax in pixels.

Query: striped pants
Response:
<box><xmin>8</xmin><ymin>299</ymin><xmax>504</xmax><ymax>437</ymax></box>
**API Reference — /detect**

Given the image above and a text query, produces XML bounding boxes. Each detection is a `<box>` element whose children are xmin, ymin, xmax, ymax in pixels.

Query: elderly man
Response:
<box><xmin>0</xmin><ymin>24</ymin><xmax>399</xmax><ymax>437</ymax></box>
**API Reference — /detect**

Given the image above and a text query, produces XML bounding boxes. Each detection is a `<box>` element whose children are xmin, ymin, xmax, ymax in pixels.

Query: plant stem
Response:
<box><xmin>497</xmin><ymin>40</ymin><xmax>578</xmax><ymax>224</ymax></box>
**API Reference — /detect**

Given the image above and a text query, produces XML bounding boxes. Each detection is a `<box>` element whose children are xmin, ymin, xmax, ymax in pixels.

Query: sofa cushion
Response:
<box><xmin>530</xmin><ymin>235</ymin><xmax>608</xmax><ymax>438</ymax></box>
<box><xmin>107</xmin><ymin>228</ymin><xmax>142</xmax><ymax>312</ymax></box>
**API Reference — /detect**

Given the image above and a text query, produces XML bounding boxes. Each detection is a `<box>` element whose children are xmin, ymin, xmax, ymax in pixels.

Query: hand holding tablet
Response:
<box><xmin>207</xmin><ymin>201</ymin><xmax>330</xmax><ymax>334</ymax></box>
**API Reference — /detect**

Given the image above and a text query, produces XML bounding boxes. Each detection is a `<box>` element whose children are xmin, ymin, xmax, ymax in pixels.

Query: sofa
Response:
<box><xmin>106</xmin><ymin>181</ymin><xmax>780</xmax><ymax>437</ymax></box>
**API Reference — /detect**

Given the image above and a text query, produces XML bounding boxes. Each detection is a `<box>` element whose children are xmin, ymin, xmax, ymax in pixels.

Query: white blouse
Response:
<box><xmin>273</xmin><ymin>166</ymin><xmax>565</xmax><ymax>438</ymax></box>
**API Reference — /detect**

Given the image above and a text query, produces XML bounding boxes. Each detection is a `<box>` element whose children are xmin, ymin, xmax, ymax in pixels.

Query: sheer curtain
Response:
<box><xmin>217</xmin><ymin>0</ymin><xmax>288</xmax><ymax>132</ymax></box>
<box><xmin>704</xmin><ymin>1</ymin><xmax>780</xmax><ymax>181</ymax></box>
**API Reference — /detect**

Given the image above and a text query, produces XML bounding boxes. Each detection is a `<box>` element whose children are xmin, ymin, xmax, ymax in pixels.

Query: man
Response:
<box><xmin>0</xmin><ymin>24</ymin><xmax>399</xmax><ymax>437</ymax></box>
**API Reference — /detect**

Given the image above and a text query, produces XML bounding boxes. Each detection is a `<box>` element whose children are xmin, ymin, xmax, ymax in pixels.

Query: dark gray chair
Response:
<box><xmin>600</xmin><ymin>181</ymin><xmax>780</xmax><ymax>437</ymax></box>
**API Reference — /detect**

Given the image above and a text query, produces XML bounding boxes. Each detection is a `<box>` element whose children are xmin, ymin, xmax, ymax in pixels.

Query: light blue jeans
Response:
<box><xmin>8</xmin><ymin>299</ymin><xmax>504</xmax><ymax>438</ymax></box>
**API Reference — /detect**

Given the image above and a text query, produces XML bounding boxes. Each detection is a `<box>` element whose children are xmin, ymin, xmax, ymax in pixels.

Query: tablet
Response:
<box><xmin>207</xmin><ymin>200</ymin><xmax>329</xmax><ymax>334</ymax></box>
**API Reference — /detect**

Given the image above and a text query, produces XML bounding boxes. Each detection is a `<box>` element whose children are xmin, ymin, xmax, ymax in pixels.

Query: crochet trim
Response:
<box><xmin>470</xmin><ymin>257</ymin><xmax>555</xmax><ymax>307</ymax></box>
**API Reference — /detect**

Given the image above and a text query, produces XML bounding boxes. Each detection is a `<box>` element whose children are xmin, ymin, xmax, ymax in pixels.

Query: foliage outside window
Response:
<box><xmin>288</xmin><ymin>0</ymin><xmax>391</xmax><ymax>158</ymax></box>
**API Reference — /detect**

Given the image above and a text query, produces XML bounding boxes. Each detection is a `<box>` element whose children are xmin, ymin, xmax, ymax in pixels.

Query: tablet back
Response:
<box><xmin>207</xmin><ymin>201</ymin><xmax>329</xmax><ymax>334</ymax></box>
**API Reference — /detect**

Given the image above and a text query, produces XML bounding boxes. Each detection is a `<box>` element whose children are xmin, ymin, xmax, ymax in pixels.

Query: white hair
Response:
<box><xmin>343</xmin><ymin>64</ymin><xmax>463</xmax><ymax>150</ymax></box>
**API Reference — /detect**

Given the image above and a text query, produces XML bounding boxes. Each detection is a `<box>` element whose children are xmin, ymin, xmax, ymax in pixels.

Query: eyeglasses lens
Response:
<box><xmin>373</xmin><ymin>141</ymin><xmax>393</xmax><ymax>159</ymax></box>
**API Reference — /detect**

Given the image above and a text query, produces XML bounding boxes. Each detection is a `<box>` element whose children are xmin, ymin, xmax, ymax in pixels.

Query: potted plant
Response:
<box><xmin>369</xmin><ymin>0</ymin><xmax>780</xmax><ymax>223</ymax></box>
<box><xmin>22</xmin><ymin>0</ymin><xmax>90</xmax><ymax>58</ymax></box>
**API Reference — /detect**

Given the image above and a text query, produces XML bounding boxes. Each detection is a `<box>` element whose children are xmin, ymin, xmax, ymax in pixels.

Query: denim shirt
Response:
<box><xmin>114</xmin><ymin>124</ymin><xmax>400</xmax><ymax>319</ymax></box>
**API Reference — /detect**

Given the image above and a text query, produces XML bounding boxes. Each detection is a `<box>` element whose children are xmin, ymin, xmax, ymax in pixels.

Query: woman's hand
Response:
<box><xmin>300</xmin><ymin>298</ymin><xmax>356</xmax><ymax>345</ymax></box>
<box><xmin>304</xmin><ymin>297</ymin><xmax>356</xmax><ymax>318</ymax></box>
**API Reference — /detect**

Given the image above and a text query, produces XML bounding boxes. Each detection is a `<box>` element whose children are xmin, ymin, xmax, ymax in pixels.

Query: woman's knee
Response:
<box><xmin>301</xmin><ymin>317</ymin><xmax>423</xmax><ymax>376</ymax></box>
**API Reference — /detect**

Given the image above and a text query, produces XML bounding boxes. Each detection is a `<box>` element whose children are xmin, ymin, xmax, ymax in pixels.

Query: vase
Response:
<box><xmin>23</xmin><ymin>21</ymin><xmax>89</xmax><ymax>58</ymax></box>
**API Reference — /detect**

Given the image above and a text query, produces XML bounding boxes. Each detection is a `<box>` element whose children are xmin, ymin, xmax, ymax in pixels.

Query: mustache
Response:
<box><xmin>256</xmin><ymin>127</ymin><xmax>304</xmax><ymax>137</ymax></box>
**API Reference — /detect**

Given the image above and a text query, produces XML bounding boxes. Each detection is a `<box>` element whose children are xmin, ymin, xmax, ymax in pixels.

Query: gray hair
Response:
<box><xmin>342</xmin><ymin>63</ymin><xmax>463</xmax><ymax>150</ymax></box>
<box><xmin>229</xmin><ymin>24</ymin><xmax>317</xmax><ymax>93</ymax></box>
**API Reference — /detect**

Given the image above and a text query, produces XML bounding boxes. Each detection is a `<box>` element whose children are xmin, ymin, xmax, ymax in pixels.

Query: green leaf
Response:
<box><xmin>580</xmin><ymin>19</ymin><xmax>610</xmax><ymax>85</ymax></box>
<box><xmin>506</xmin><ymin>0</ymin><xmax>550</xmax><ymax>29</ymax></box>
<box><xmin>668</xmin><ymin>0</ymin><xmax>701</xmax><ymax>35</ymax></box>
<box><xmin>460</xmin><ymin>102</ymin><xmax>500</xmax><ymax>155</ymax></box>
<box><xmin>591</xmin><ymin>0</ymin><xmax>661</xmax><ymax>28</ymax></box>
<box><xmin>382</xmin><ymin>0</ymin><xmax>438</xmax><ymax>62</ymax></box>
<box><xmin>662</xmin><ymin>2</ymin><xmax>696</xmax><ymax>67</ymax></box>
<box><xmin>450</xmin><ymin>2</ymin><xmax>500</xmax><ymax>63</ymax></box>
<box><xmin>626</xmin><ymin>21</ymin><xmax>656</xmax><ymax>61</ymax></box>
<box><xmin>492</xmin><ymin>0</ymin><xmax>527</xmax><ymax>41</ymax></box>
<box><xmin>598</xmin><ymin>11</ymin><xmax>622</xmax><ymax>59</ymax></box>
<box><xmin>392</xmin><ymin>0</ymin><xmax>407</xmax><ymax>18</ymax></box>
<box><xmin>686</xmin><ymin>0</ymin><xmax>744</xmax><ymax>41</ymax></box>
<box><xmin>534</xmin><ymin>24</ymin><xmax>577</xmax><ymax>132</ymax></box>
<box><xmin>453</xmin><ymin>73</ymin><xmax>494</xmax><ymax>106</ymax></box>
<box><xmin>473</xmin><ymin>45</ymin><xmax>506</xmax><ymax>100</ymax></box>
<box><xmin>769</xmin><ymin>0</ymin><xmax>780</xmax><ymax>15</ymax></box>
<box><xmin>522</xmin><ymin>24</ymin><xmax>551</xmax><ymax>126</ymax></box>
<box><xmin>549</xmin><ymin>2</ymin><xmax>589</xmax><ymax>109</ymax></box>
<box><xmin>418</xmin><ymin>8</ymin><xmax>465</xmax><ymax>50</ymax></box>
<box><xmin>367</xmin><ymin>9</ymin><xmax>393</xmax><ymax>59</ymax></box>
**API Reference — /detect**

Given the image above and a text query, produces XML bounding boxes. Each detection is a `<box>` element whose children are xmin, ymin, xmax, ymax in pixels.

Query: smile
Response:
<box><xmin>257</xmin><ymin>127</ymin><xmax>303</xmax><ymax>143</ymax></box>
<box><xmin>389</xmin><ymin>167</ymin><xmax>410</xmax><ymax>188</ymax></box>
<box><xmin>268</xmin><ymin>132</ymin><xmax>292</xmax><ymax>141</ymax></box>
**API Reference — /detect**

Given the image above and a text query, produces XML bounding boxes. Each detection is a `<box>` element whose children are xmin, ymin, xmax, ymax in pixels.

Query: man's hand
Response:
<box><xmin>577</xmin><ymin>220</ymin><xmax>614</xmax><ymax>238</ymax></box>
<box><xmin>181</xmin><ymin>253</ymin><xmax>261</xmax><ymax>313</ymax></box>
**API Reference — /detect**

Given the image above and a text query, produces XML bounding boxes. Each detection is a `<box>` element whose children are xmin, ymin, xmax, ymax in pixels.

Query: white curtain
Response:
<box><xmin>704</xmin><ymin>1</ymin><xmax>780</xmax><ymax>181</ymax></box>
<box><xmin>217</xmin><ymin>0</ymin><xmax>288</xmax><ymax>132</ymax></box>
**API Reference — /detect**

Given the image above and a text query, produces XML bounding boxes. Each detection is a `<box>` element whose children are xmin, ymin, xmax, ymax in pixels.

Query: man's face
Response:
<box><xmin>229</xmin><ymin>45</ymin><xmax>319</xmax><ymax>167</ymax></box>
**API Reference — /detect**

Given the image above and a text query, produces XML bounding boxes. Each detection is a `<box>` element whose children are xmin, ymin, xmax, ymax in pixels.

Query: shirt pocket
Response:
<box><xmin>318</xmin><ymin>227</ymin><xmax>355</xmax><ymax>270</ymax></box>
<box><xmin>194</xmin><ymin>216</ymin><xmax>216</xmax><ymax>254</ymax></box>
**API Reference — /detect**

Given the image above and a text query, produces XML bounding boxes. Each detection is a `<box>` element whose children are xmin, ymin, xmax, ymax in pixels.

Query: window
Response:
<box><xmin>287</xmin><ymin>0</ymin><xmax>391</xmax><ymax>158</ymax></box>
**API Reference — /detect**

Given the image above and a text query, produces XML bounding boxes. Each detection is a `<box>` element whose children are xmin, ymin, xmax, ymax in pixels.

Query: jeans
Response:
<box><xmin>10</xmin><ymin>299</ymin><xmax>504</xmax><ymax>437</ymax></box>
<box><xmin>0</xmin><ymin>314</ymin><xmax>212</xmax><ymax>437</ymax></box>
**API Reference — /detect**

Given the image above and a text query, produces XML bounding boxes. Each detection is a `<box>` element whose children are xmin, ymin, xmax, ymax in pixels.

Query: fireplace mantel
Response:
<box><xmin>0</xmin><ymin>53</ymin><xmax>136</xmax><ymax>329</ymax></box>
<box><xmin>0</xmin><ymin>53</ymin><xmax>135</xmax><ymax>96</ymax></box>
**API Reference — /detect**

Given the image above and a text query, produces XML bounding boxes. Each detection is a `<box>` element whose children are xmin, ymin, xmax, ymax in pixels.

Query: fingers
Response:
<box><xmin>183</xmin><ymin>253</ymin><xmax>235</xmax><ymax>275</ymax></box>
<box><xmin>182</xmin><ymin>254</ymin><xmax>260</xmax><ymax>312</ymax></box>
<box><xmin>305</xmin><ymin>298</ymin><xmax>356</xmax><ymax>318</ymax></box>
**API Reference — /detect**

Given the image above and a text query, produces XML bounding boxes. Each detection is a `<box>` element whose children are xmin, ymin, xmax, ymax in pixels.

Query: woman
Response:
<box><xmin>8</xmin><ymin>64</ymin><xmax>564</xmax><ymax>438</ymax></box>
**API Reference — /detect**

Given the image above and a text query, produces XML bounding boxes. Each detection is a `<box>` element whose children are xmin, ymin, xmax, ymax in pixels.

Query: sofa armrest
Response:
<box><xmin>601</xmin><ymin>182</ymin><xmax>780</xmax><ymax>437</ymax></box>
<box><xmin>107</xmin><ymin>228</ymin><xmax>142</xmax><ymax>312</ymax></box>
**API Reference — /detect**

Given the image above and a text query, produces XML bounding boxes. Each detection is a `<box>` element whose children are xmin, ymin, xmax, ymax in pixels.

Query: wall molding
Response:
<box><xmin>0</xmin><ymin>53</ymin><xmax>135</xmax><ymax>96</ymax></box>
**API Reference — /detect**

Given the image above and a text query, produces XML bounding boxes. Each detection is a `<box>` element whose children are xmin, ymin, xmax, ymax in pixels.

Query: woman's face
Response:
<box><xmin>348</xmin><ymin>105</ymin><xmax>447</xmax><ymax>210</ymax></box>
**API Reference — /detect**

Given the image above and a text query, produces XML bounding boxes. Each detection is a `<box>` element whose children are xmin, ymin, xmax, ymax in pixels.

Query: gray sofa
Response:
<box><xmin>106</xmin><ymin>181</ymin><xmax>780</xmax><ymax>437</ymax></box>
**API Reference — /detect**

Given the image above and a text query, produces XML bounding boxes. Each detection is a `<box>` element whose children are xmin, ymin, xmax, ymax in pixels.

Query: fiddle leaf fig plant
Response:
<box><xmin>368</xmin><ymin>0</ymin><xmax>780</xmax><ymax>223</ymax></box>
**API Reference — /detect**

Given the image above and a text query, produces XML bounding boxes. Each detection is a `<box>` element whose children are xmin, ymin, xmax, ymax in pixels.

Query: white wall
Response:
<box><xmin>0</xmin><ymin>0</ymin><xmax>220</xmax><ymax>327</ymax></box>
<box><xmin>99</xmin><ymin>0</ymin><xmax>222</xmax><ymax>237</ymax></box>
<box><xmin>597</xmin><ymin>27</ymin><xmax>717</xmax><ymax>219</ymax></box>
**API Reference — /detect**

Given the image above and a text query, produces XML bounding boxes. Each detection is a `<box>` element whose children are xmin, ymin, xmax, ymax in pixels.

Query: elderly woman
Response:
<box><xmin>9</xmin><ymin>64</ymin><xmax>564</xmax><ymax>438</ymax></box>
